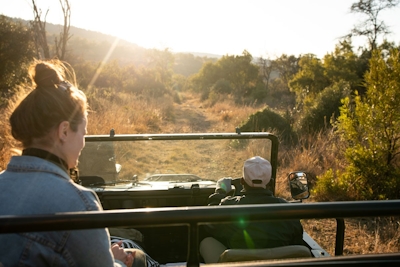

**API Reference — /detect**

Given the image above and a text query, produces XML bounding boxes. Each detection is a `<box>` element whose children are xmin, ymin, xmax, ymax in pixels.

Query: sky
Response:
<box><xmin>1</xmin><ymin>0</ymin><xmax>400</xmax><ymax>59</ymax></box>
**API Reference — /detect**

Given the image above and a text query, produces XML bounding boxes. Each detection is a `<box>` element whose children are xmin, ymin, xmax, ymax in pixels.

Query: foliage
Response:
<box><xmin>239</xmin><ymin>107</ymin><xmax>294</xmax><ymax>142</ymax></box>
<box><xmin>0</xmin><ymin>16</ymin><xmax>35</xmax><ymax>103</ymax></box>
<box><xmin>171</xmin><ymin>74</ymin><xmax>187</xmax><ymax>92</ymax></box>
<box><xmin>211</xmin><ymin>79</ymin><xmax>232</xmax><ymax>94</ymax></box>
<box><xmin>191</xmin><ymin>62</ymin><xmax>220</xmax><ymax>94</ymax></box>
<box><xmin>268</xmin><ymin>79</ymin><xmax>296</xmax><ymax>108</ymax></box>
<box><xmin>173</xmin><ymin>53</ymin><xmax>216</xmax><ymax>77</ymax></box>
<box><xmin>248</xmin><ymin>81</ymin><xmax>268</xmax><ymax>102</ymax></box>
<box><xmin>289</xmin><ymin>54</ymin><xmax>330</xmax><ymax>110</ymax></box>
<box><xmin>257</xmin><ymin>54</ymin><xmax>299</xmax><ymax>109</ymax></box>
<box><xmin>323</xmin><ymin>39</ymin><xmax>364</xmax><ymax>90</ymax></box>
<box><xmin>316</xmin><ymin>48</ymin><xmax>400</xmax><ymax>200</ymax></box>
<box><xmin>273</xmin><ymin>54</ymin><xmax>300</xmax><ymax>88</ymax></box>
<box><xmin>297</xmin><ymin>81</ymin><xmax>350</xmax><ymax>134</ymax></box>
<box><xmin>146</xmin><ymin>48</ymin><xmax>175</xmax><ymax>87</ymax></box>
<box><xmin>72</xmin><ymin>59</ymin><xmax>175</xmax><ymax>101</ymax></box>
<box><xmin>289</xmin><ymin>41</ymin><xmax>369</xmax><ymax>135</ymax></box>
<box><xmin>312</xmin><ymin>169</ymin><xmax>353</xmax><ymax>201</ymax></box>
<box><xmin>265</xmin><ymin>54</ymin><xmax>299</xmax><ymax>109</ymax></box>
<box><xmin>190</xmin><ymin>51</ymin><xmax>261</xmax><ymax>103</ymax></box>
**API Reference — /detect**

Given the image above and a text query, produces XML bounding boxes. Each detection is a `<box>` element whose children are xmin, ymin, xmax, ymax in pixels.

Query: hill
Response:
<box><xmin>8</xmin><ymin>16</ymin><xmax>219</xmax><ymax>76</ymax></box>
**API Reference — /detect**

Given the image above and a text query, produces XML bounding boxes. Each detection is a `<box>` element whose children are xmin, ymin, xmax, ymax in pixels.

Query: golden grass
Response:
<box><xmin>87</xmin><ymin>91</ymin><xmax>175</xmax><ymax>135</ymax></box>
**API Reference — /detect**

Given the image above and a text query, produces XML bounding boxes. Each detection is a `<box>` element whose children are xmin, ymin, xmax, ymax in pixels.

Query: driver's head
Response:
<box><xmin>242</xmin><ymin>156</ymin><xmax>272</xmax><ymax>189</ymax></box>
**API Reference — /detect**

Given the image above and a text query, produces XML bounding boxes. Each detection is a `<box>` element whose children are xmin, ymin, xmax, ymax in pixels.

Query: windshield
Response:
<box><xmin>77</xmin><ymin>133</ymin><xmax>274</xmax><ymax>187</ymax></box>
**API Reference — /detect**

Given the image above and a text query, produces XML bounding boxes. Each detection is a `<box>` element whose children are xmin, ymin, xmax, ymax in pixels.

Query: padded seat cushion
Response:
<box><xmin>218</xmin><ymin>245</ymin><xmax>312</xmax><ymax>263</ymax></box>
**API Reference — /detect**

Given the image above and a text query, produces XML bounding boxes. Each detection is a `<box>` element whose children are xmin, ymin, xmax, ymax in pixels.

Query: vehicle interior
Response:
<box><xmin>74</xmin><ymin>131</ymin><xmax>338</xmax><ymax>265</ymax></box>
<box><xmin>1</xmin><ymin>132</ymin><xmax>399</xmax><ymax>266</ymax></box>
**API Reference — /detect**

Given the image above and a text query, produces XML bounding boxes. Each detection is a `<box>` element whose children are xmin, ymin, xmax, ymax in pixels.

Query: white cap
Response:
<box><xmin>243</xmin><ymin>156</ymin><xmax>272</xmax><ymax>188</ymax></box>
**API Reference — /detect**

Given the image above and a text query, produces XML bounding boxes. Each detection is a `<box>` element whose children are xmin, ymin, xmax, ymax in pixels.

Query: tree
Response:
<box><xmin>55</xmin><ymin>0</ymin><xmax>72</xmax><ymax>60</ymax></box>
<box><xmin>297</xmin><ymin>81</ymin><xmax>351</xmax><ymax>134</ymax></box>
<box><xmin>31</xmin><ymin>0</ymin><xmax>50</xmax><ymax>59</ymax></box>
<box><xmin>31</xmin><ymin>0</ymin><xmax>72</xmax><ymax>60</ymax></box>
<box><xmin>263</xmin><ymin>54</ymin><xmax>299</xmax><ymax>109</ymax></box>
<box><xmin>239</xmin><ymin>107</ymin><xmax>294</xmax><ymax>143</ymax></box>
<box><xmin>147</xmin><ymin>48</ymin><xmax>174</xmax><ymax>87</ymax></box>
<box><xmin>173</xmin><ymin>53</ymin><xmax>215</xmax><ymax>77</ymax></box>
<box><xmin>293</xmin><ymin>40</ymin><xmax>366</xmax><ymax>135</ymax></box>
<box><xmin>347</xmin><ymin>0</ymin><xmax>399</xmax><ymax>51</ymax></box>
<box><xmin>0</xmin><ymin>15</ymin><xmax>35</xmax><ymax>101</ymax></box>
<box><xmin>258</xmin><ymin>57</ymin><xmax>275</xmax><ymax>95</ymax></box>
<box><xmin>190</xmin><ymin>51</ymin><xmax>260</xmax><ymax>102</ymax></box>
<box><xmin>216</xmin><ymin>50</ymin><xmax>259</xmax><ymax>101</ymax></box>
<box><xmin>289</xmin><ymin>54</ymin><xmax>329</xmax><ymax>110</ymax></box>
<box><xmin>273</xmin><ymin>54</ymin><xmax>300</xmax><ymax>91</ymax></box>
<box><xmin>190</xmin><ymin>62</ymin><xmax>221</xmax><ymax>100</ymax></box>
<box><xmin>323</xmin><ymin>39</ymin><xmax>363</xmax><ymax>89</ymax></box>
<box><xmin>327</xmin><ymin>48</ymin><xmax>400</xmax><ymax>200</ymax></box>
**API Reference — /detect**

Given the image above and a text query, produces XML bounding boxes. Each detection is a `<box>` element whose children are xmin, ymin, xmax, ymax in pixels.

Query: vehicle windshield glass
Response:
<box><xmin>77</xmin><ymin>134</ymin><xmax>273</xmax><ymax>187</ymax></box>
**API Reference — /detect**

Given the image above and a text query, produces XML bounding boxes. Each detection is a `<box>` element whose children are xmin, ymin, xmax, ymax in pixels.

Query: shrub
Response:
<box><xmin>315</xmin><ymin>49</ymin><xmax>400</xmax><ymax>200</ymax></box>
<box><xmin>239</xmin><ymin>107</ymin><xmax>294</xmax><ymax>142</ymax></box>
<box><xmin>313</xmin><ymin>169</ymin><xmax>353</xmax><ymax>201</ymax></box>
<box><xmin>297</xmin><ymin>81</ymin><xmax>350</xmax><ymax>134</ymax></box>
<box><xmin>249</xmin><ymin>82</ymin><xmax>268</xmax><ymax>102</ymax></box>
<box><xmin>211</xmin><ymin>79</ymin><xmax>232</xmax><ymax>94</ymax></box>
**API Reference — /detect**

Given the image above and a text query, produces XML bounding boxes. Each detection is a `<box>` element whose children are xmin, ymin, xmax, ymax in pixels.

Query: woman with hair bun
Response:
<box><xmin>0</xmin><ymin>60</ymin><xmax>146</xmax><ymax>267</ymax></box>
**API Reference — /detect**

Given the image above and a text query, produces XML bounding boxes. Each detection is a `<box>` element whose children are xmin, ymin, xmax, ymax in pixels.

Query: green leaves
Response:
<box><xmin>333</xmin><ymin>48</ymin><xmax>400</xmax><ymax>200</ymax></box>
<box><xmin>190</xmin><ymin>51</ymin><xmax>261</xmax><ymax>103</ymax></box>
<box><xmin>0</xmin><ymin>16</ymin><xmax>35</xmax><ymax>98</ymax></box>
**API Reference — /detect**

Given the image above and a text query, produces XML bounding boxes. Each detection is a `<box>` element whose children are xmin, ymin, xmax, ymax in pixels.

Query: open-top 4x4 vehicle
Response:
<box><xmin>1</xmin><ymin>131</ymin><xmax>400</xmax><ymax>266</ymax></box>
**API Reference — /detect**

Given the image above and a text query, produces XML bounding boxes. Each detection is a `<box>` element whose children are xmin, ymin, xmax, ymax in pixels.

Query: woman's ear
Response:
<box><xmin>57</xmin><ymin>121</ymin><xmax>70</xmax><ymax>141</ymax></box>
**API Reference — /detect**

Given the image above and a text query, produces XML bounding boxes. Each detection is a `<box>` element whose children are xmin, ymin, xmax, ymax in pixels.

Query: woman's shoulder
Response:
<box><xmin>7</xmin><ymin>155</ymin><xmax>69</xmax><ymax>179</ymax></box>
<box><xmin>60</xmin><ymin>180</ymin><xmax>103</xmax><ymax>211</ymax></box>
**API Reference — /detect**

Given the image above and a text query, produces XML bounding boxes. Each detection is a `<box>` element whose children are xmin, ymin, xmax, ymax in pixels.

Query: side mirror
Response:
<box><xmin>288</xmin><ymin>172</ymin><xmax>310</xmax><ymax>200</ymax></box>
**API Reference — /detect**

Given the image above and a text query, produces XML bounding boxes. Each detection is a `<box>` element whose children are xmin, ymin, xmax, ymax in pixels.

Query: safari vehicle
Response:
<box><xmin>1</xmin><ymin>131</ymin><xmax>400</xmax><ymax>266</ymax></box>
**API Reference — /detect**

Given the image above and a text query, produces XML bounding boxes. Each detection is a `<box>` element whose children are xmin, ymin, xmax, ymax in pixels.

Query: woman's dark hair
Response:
<box><xmin>10</xmin><ymin>59</ymin><xmax>88</xmax><ymax>148</ymax></box>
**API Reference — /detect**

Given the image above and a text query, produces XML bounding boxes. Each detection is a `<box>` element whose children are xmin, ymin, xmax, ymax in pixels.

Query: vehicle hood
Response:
<box><xmin>88</xmin><ymin>180</ymin><xmax>216</xmax><ymax>192</ymax></box>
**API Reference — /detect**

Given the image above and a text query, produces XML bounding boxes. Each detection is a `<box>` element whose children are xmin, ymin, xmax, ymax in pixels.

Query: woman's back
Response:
<box><xmin>0</xmin><ymin>155</ymin><xmax>117</xmax><ymax>266</ymax></box>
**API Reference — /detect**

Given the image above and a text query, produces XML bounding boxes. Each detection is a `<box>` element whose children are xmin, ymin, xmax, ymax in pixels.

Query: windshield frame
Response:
<box><xmin>81</xmin><ymin>131</ymin><xmax>279</xmax><ymax>193</ymax></box>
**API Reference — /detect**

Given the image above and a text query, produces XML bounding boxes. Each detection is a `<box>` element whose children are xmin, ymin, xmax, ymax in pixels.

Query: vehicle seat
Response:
<box><xmin>218</xmin><ymin>245</ymin><xmax>312</xmax><ymax>263</ymax></box>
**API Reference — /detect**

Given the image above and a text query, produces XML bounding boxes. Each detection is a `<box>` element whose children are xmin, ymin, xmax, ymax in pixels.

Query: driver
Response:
<box><xmin>200</xmin><ymin>156</ymin><xmax>304</xmax><ymax>263</ymax></box>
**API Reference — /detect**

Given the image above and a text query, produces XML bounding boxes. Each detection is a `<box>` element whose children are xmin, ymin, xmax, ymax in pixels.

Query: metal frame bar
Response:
<box><xmin>84</xmin><ymin>132</ymin><xmax>279</xmax><ymax>193</ymax></box>
<box><xmin>335</xmin><ymin>219</ymin><xmax>345</xmax><ymax>256</ymax></box>
<box><xmin>1</xmin><ymin>200</ymin><xmax>400</xmax><ymax>266</ymax></box>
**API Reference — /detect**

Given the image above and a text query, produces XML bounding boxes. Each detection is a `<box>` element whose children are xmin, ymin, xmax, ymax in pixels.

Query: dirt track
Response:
<box><xmin>163</xmin><ymin>94</ymin><xmax>226</xmax><ymax>133</ymax></box>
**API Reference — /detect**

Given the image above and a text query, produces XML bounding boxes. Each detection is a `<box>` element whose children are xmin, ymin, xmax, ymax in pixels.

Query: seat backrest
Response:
<box><xmin>218</xmin><ymin>245</ymin><xmax>312</xmax><ymax>263</ymax></box>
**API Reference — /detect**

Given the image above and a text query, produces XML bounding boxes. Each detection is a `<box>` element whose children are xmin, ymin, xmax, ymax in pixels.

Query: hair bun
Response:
<box><xmin>34</xmin><ymin>62</ymin><xmax>63</xmax><ymax>88</ymax></box>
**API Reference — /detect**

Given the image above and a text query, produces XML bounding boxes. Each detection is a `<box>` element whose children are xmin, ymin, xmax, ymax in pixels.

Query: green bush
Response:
<box><xmin>211</xmin><ymin>79</ymin><xmax>232</xmax><ymax>94</ymax></box>
<box><xmin>239</xmin><ymin>107</ymin><xmax>294</xmax><ymax>142</ymax></box>
<box><xmin>315</xmin><ymin>49</ymin><xmax>400</xmax><ymax>201</ymax></box>
<box><xmin>297</xmin><ymin>81</ymin><xmax>349</xmax><ymax>134</ymax></box>
<box><xmin>249</xmin><ymin>82</ymin><xmax>268</xmax><ymax>102</ymax></box>
<box><xmin>0</xmin><ymin>15</ymin><xmax>35</xmax><ymax>101</ymax></box>
<box><xmin>313</xmin><ymin>169</ymin><xmax>352</xmax><ymax>201</ymax></box>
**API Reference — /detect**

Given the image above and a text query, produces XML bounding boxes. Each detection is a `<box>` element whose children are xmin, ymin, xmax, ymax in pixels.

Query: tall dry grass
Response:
<box><xmin>87</xmin><ymin>91</ymin><xmax>175</xmax><ymax>135</ymax></box>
